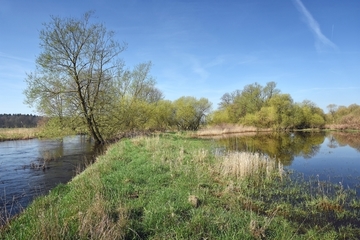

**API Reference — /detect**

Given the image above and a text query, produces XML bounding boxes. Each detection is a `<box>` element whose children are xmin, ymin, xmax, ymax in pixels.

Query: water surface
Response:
<box><xmin>213</xmin><ymin>131</ymin><xmax>360</xmax><ymax>190</ymax></box>
<box><xmin>0</xmin><ymin>135</ymin><xmax>97</xmax><ymax>223</ymax></box>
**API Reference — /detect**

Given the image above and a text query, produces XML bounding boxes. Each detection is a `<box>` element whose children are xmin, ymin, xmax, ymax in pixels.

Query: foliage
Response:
<box><xmin>207</xmin><ymin>108</ymin><xmax>231</xmax><ymax>125</ymax></box>
<box><xmin>219</xmin><ymin>81</ymin><xmax>280</xmax><ymax>123</ymax></box>
<box><xmin>97</xmin><ymin>62</ymin><xmax>164</xmax><ymax>137</ymax></box>
<box><xmin>326</xmin><ymin>104</ymin><xmax>360</xmax><ymax>128</ymax></box>
<box><xmin>145</xmin><ymin>100</ymin><xmax>175</xmax><ymax>131</ymax></box>
<box><xmin>215</xmin><ymin>82</ymin><xmax>326</xmax><ymax>130</ymax></box>
<box><xmin>172</xmin><ymin>96</ymin><xmax>212</xmax><ymax>131</ymax></box>
<box><xmin>36</xmin><ymin>117</ymin><xmax>78</xmax><ymax>138</ymax></box>
<box><xmin>0</xmin><ymin>114</ymin><xmax>41</xmax><ymax>128</ymax></box>
<box><xmin>24</xmin><ymin>12</ymin><xmax>162</xmax><ymax>144</ymax></box>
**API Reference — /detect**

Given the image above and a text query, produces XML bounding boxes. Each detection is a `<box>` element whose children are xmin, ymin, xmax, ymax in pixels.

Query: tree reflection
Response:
<box><xmin>327</xmin><ymin>135</ymin><xmax>338</xmax><ymax>149</ymax></box>
<box><xmin>330</xmin><ymin>132</ymin><xmax>360</xmax><ymax>152</ymax></box>
<box><xmin>216</xmin><ymin>132</ymin><xmax>325</xmax><ymax>165</ymax></box>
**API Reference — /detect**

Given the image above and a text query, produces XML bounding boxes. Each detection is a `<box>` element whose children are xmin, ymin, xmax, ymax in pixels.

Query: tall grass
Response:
<box><xmin>196</xmin><ymin>124</ymin><xmax>259</xmax><ymax>136</ymax></box>
<box><xmin>1</xmin><ymin>134</ymin><xmax>360</xmax><ymax>239</ymax></box>
<box><xmin>0</xmin><ymin>128</ymin><xmax>39</xmax><ymax>141</ymax></box>
<box><xmin>219</xmin><ymin>151</ymin><xmax>283</xmax><ymax>180</ymax></box>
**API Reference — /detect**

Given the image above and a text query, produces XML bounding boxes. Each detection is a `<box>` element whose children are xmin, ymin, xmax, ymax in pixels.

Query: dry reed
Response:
<box><xmin>0</xmin><ymin>128</ymin><xmax>39</xmax><ymax>141</ymax></box>
<box><xmin>218</xmin><ymin>151</ymin><xmax>282</xmax><ymax>180</ymax></box>
<box><xmin>196</xmin><ymin>124</ymin><xmax>271</xmax><ymax>137</ymax></box>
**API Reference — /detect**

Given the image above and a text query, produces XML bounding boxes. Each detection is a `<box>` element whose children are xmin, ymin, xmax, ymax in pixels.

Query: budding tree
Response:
<box><xmin>24</xmin><ymin>12</ymin><xmax>128</xmax><ymax>144</ymax></box>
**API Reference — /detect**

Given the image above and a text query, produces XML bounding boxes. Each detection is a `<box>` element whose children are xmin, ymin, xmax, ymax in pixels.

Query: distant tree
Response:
<box><xmin>265</xmin><ymin>94</ymin><xmax>294</xmax><ymax>129</ymax></box>
<box><xmin>327</xmin><ymin>104</ymin><xmax>338</xmax><ymax>123</ymax></box>
<box><xmin>208</xmin><ymin>109</ymin><xmax>230</xmax><ymax>125</ymax></box>
<box><xmin>214</xmin><ymin>82</ymin><xmax>328</xmax><ymax>129</ymax></box>
<box><xmin>218</xmin><ymin>90</ymin><xmax>241</xmax><ymax>110</ymax></box>
<box><xmin>219</xmin><ymin>82</ymin><xmax>280</xmax><ymax>123</ymax></box>
<box><xmin>300</xmin><ymin>100</ymin><xmax>326</xmax><ymax>128</ymax></box>
<box><xmin>105</xmin><ymin>62</ymin><xmax>163</xmax><ymax>134</ymax></box>
<box><xmin>173</xmin><ymin>97</ymin><xmax>212</xmax><ymax>131</ymax></box>
<box><xmin>262</xmin><ymin>81</ymin><xmax>281</xmax><ymax>102</ymax></box>
<box><xmin>332</xmin><ymin>104</ymin><xmax>360</xmax><ymax>127</ymax></box>
<box><xmin>0</xmin><ymin>114</ymin><xmax>41</xmax><ymax>128</ymax></box>
<box><xmin>146</xmin><ymin>100</ymin><xmax>175</xmax><ymax>131</ymax></box>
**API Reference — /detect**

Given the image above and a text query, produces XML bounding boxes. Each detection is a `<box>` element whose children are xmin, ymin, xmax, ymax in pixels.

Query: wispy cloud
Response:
<box><xmin>190</xmin><ymin>58</ymin><xmax>209</xmax><ymax>81</ymax></box>
<box><xmin>0</xmin><ymin>52</ymin><xmax>34</xmax><ymax>63</ymax></box>
<box><xmin>237</xmin><ymin>55</ymin><xmax>257</xmax><ymax>65</ymax></box>
<box><xmin>293</xmin><ymin>0</ymin><xmax>337</xmax><ymax>51</ymax></box>
<box><xmin>206</xmin><ymin>55</ymin><xmax>226</xmax><ymax>68</ymax></box>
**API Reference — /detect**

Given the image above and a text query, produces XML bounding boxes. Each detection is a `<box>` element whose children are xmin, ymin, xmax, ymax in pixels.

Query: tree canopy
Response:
<box><xmin>24</xmin><ymin>13</ymin><xmax>349</xmax><ymax>138</ymax></box>
<box><xmin>210</xmin><ymin>82</ymin><xmax>326</xmax><ymax>129</ymax></box>
<box><xmin>173</xmin><ymin>96</ymin><xmax>212</xmax><ymax>131</ymax></box>
<box><xmin>24</xmin><ymin>12</ymin><xmax>161</xmax><ymax>144</ymax></box>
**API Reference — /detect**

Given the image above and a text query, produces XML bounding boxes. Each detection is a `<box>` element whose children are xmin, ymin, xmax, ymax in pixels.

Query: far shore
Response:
<box><xmin>1</xmin><ymin>123</ymin><xmax>358</xmax><ymax>142</ymax></box>
<box><xmin>195</xmin><ymin>123</ymin><xmax>360</xmax><ymax>137</ymax></box>
<box><xmin>0</xmin><ymin>128</ymin><xmax>39</xmax><ymax>142</ymax></box>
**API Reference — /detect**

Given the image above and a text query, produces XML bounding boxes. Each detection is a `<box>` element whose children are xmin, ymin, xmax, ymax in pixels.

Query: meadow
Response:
<box><xmin>1</xmin><ymin>133</ymin><xmax>360</xmax><ymax>239</ymax></box>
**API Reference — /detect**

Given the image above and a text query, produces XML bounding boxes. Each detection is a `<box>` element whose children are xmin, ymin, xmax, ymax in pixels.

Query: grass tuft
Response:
<box><xmin>218</xmin><ymin>151</ymin><xmax>282</xmax><ymax>180</ymax></box>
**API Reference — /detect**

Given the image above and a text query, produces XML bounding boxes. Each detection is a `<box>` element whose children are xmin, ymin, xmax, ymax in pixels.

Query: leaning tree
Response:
<box><xmin>24</xmin><ymin>12</ymin><xmax>128</xmax><ymax>144</ymax></box>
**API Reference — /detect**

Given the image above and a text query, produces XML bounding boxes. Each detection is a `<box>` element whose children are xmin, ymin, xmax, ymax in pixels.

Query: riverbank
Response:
<box><xmin>195</xmin><ymin>123</ymin><xmax>360</xmax><ymax>137</ymax></box>
<box><xmin>1</xmin><ymin>133</ymin><xmax>360</xmax><ymax>239</ymax></box>
<box><xmin>0</xmin><ymin>128</ymin><xmax>39</xmax><ymax>141</ymax></box>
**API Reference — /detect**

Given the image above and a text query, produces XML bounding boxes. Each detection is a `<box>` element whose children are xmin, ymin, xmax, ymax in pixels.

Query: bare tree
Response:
<box><xmin>327</xmin><ymin>104</ymin><xmax>338</xmax><ymax>123</ymax></box>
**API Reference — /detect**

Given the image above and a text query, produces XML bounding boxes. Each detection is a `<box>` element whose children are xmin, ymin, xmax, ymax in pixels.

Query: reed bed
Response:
<box><xmin>196</xmin><ymin>124</ymin><xmax>270</xmax><ymax>137</ymax></box>
<box><xmin>0</xmin><ymin>128</ymin><xmax>39</xmax><ymax>141</ymax></box>
<box><xmin>218</xmin><ymin>151</ymin><xmax>283</xmax><ymax>180</ymax></box>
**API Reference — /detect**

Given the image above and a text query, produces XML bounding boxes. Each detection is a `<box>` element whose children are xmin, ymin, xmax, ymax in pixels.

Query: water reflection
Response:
<box><xmin>215</xmin><ymin>132</ymin><xmax>326</xmax><ymax>165</ymax></box>
<box><xmin>0</xmin><ymin>135</ymin><xmax>99</xmax><ymax>224</ymax></box>
<box><xmin>331</xmin><ymin>132</ymin><xmax>360</xmax><ymax>152</ymax></box>
<box><xmin>211</xmin><ymin>131</ymin><xmax>360</xmax><ymax>190</ymax></box>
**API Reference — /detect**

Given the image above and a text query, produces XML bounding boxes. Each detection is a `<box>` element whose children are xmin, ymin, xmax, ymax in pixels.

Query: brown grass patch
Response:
<box><xmin>218</xmin><ymin>151</ymin><xmax>283</xmax><ymax>180</ymax></box>
<box><xmin>78</xmin><ymin>193</ymin><xmax>127</xmax><ymax>240</ymax></box>
<box><xmin>0</xmin><ymin>128</ymin><xmax>39</xmax><ymax>141</ymax></box>
<box><xmin>195</xmin><ymin>124</ymin><xmax>271</xmax><ymax>137</ymax></box>
<box><xmin>324</xmin><ymin>124</ymin><xmax>360</xmax><ymax>130</ymax></box>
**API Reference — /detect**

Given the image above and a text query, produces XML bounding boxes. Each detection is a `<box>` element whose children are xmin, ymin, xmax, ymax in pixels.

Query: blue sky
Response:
<box><xmin>1</xmin><ymin>0</ymin><xmax>359</xmax><ymax>115</ymax></box>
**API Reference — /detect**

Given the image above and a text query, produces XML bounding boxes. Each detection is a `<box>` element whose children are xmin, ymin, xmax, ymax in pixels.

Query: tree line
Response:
<box><xmin>209</xmin><ymin>82</ymin><xmax>326</xmax><ymax>129</ymax></box>
<box><xmin>23</xmin><ymin>11</ymin><xmax>211</xmax><ymax>143</ymax></box>
<box><xmin>326</xmin><ymin>103</ymin><xmax>360</xmax><ymax>128</ymax></box>
<box><xmin>23</xmin><ymin>12</ymin><xmax>359</xmax><ymax>144</ymax></box>
<box><xmin>0</xmin><ymin>114</ymin><xmax>41</xmax><ymax>128</ymax></box>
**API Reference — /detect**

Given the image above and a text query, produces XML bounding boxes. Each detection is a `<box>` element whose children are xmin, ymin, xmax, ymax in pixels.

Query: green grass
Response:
<box><xmin>1</xmin><ymin>133</ymin><xmax>360</xmax><ymax>239</ymax></box>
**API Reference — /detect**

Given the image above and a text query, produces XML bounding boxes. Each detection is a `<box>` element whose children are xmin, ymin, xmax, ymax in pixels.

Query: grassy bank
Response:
<box><xmin>1</xmin><ymin>133</ymin><xmax>360</xmax><ymax>239</ymax></box>
<box><xmin>195</xmin><ymin>124</ymin><xmax>266</xmax><ymax>136</ymax></box>
<box><xmin>0</xmin><ymin>128</ymin><xmax>39</xmax><ymax>141</ymax></box>
<box><xmin>196</xmin><ymin>124</ymin><xmax>360</xmax><ymax>137</ymax></box>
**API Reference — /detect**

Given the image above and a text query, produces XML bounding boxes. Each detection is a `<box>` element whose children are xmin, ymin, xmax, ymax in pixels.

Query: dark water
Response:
<box><xmin>0</xmin><ymin>135</ymin><xmax>98</xmax><ymax>224</ymax></box>
<box><xmin>213</xmin><ymin>131</ymin><xmax>360</xmax><ymax>191</ymax></box>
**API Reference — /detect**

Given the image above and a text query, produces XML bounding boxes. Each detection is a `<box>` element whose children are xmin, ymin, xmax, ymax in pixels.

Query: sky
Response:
<box><xmin>1</xmin><ymin>0</ymin><xmax>359</xmax><ymax>115</ymax></box>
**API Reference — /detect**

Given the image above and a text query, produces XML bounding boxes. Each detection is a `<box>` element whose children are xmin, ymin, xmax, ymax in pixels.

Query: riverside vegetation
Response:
<box><xmin>0</xmin><ymin>128</ymin><xmax>39</xmax><ymax>141</ymax></box>
<box><xmin>1</xmin><ymin>133</ymin><xmax>360</xmax><ymax>239</ymax></box>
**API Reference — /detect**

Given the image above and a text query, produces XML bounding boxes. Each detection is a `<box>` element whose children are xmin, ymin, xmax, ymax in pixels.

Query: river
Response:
<box><xmin>1</xmin><ymin>132</ymin><xmax>360</xmax><ymax>224</ymax></box>
<box><xmin>0</xmin><ymin>135</ymin><xmax>98</xmax><ymax>224</ymax></box>
<box><xmin>212</xmin><ymin>131</ymin><xmax>360</xmax><ymax>192</ymax></box>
